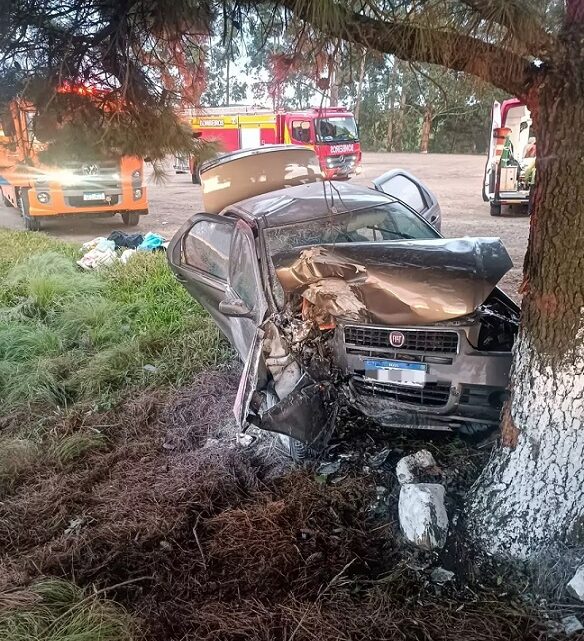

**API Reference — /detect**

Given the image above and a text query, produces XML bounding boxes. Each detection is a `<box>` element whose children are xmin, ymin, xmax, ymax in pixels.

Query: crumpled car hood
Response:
<box><xmin>272</xmin><ymin>237</ymin><xmax>513</xmax><ymax>325</ymax></box>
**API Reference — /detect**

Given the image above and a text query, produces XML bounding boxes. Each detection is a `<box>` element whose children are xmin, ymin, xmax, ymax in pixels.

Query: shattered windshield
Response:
<box><xmin>316</xmin><ymin>117</ymin><xmax>358</xmax><ymax>143</ymax></box>
<box><xmin>264</xmin><ymin>203</ymin><xmax>439</xmax><ymax>256</ymax></box>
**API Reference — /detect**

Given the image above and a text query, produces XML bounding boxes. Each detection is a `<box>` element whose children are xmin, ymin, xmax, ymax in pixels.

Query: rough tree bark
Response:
<box><xmin>419</xmin><ymin>104</ymin><xmax>433</xmax><ymax>153</ymax></box>
<box><xmin>468</xmin><ymin>54</ymin><xmax>584</xmax><ymax>558</ymax></box>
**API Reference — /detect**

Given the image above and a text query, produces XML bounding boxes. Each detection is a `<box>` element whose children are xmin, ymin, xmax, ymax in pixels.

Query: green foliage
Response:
<box><xmin>50</xmin><ymin>432</ymin><xmax>108</xmax><ymax>466</ymax></box>
<box><xmin>0</xmin><ymin>578</ymin><xmax>135</xmax><ymax>641</ymax></box>
<box><xmin>0</xmin><ymin>231</ymin><xmax>229</xmax><ymax>413</ymax></box>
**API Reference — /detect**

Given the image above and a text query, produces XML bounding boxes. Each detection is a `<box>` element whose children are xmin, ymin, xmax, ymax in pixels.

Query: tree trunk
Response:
<box><xmin>385</xmin><ymin>61</ymin><xmax>398</xmax><ymax>151</ymax></box>
<box><xmin>354</xmin><ymin>49</ymin><xmax>367</xmax><ymax>122</ymax></box>
<box><xmin>419</xmin><ymin>105</ymin><xmax>433</xmax><ymax>153</ymax></box>
<box><xmin>467</xmin><ymin>67</ymin><xmax>584</xmax><ymax>559</ymax></box>
<box><xmin>393</xmin><ymin>70</ymin><xmax>407</xmax><ymax>152</ymax></box>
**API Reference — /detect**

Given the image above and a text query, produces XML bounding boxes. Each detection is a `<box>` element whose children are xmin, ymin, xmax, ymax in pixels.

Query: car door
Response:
<box><xmin>167</xmin><ymin>213</ymin><xmax>238</xmax><ymax>347</ymax></box>
<box><xmin>372</xmin><ymin>169</ymin><xmax>442</xmax><ymax>231</ymax></box>
<box><xmin>483</xmin><ymin>100</ymin><xmax>502</xmax><ymax>202</ymax></box>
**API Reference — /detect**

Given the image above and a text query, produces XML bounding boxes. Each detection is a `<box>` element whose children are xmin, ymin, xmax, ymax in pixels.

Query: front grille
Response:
<box><xmin>345</xmin><ymin>326</ymin><xmax>459</xmax><ymax>354</ymax></box>
<box><xmin>327</xmin><ymin>154</ymin><xmax>357</xmax><ymax>168</ymax></box>
<box><xmin>61</xmin><ymin>161</ymin><xmax>121</xmax><ymax>192</ymax></box>
<box><xmin>353</xmin><ymin>377</ymin><xmax>451</xmax><ymax>407</ymax></box>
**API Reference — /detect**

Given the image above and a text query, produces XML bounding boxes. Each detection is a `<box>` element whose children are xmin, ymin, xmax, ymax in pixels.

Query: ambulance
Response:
<box><xmin>483</xmin><ymin>98</ymin><xmax>535</xmax><ymax>216</ymax></box>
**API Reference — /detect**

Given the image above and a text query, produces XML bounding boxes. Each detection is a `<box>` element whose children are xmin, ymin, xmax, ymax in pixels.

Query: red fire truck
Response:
<box><xmin>175</xmin><ymin>106</ymin><xmax>362</xmax><ymax>183</ymax></box>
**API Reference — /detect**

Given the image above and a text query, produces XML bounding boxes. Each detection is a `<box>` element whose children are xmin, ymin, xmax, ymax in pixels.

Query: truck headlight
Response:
<box><xmin>37</xmin><ymin>192</ymin><xmax>50</xmax><ymax>204</ymax></box>
<box><xmin>133</xmin><ymin>188</ymin><xmax>142</xmax><ymax>200</ymax></box>
<box><xmin>131</xmin><ymin>170</ymin><xmax>141</xmax><ymax>180</ymax></box>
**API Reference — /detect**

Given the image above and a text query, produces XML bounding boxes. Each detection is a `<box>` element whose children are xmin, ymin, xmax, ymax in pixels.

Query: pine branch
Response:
<box><xmin>277</xmin><ymin>0</ymin><xmax>537</xmax><ymax>97</ymax></box>
<box><xmin>459</xmin><ymin>0</ymin><xmax>556</xmax><ymax>57</ymax></box>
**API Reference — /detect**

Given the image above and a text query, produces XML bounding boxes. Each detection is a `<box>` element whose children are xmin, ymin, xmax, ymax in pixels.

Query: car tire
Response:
<box><xmin>122</xmin><ymin>211</ymin><xmax>140</xmax><ymax>226</ymax></box>
<box><xmin>490</xmin><ymin>203</ymin><xmax>502</xmax><ymax>217</ymax></box>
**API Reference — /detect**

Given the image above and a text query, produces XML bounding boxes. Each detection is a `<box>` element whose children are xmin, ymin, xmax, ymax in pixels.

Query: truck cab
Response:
<box><xmin>483</xmin><ymin>99</ymin><xmax>534</xmax><ymax>216</ymax></box>
<box><xmin>177</xmin><ymin>106</ymin><xmax>362</xmax><ymax>184</ymax></box>
<box><xmin>0</xmin><ymin>94</ymin><xmax>148</xmax><ymax>231</ymax></box>
<box><xmin>281</xmin><ymin>107</ymin><xmax>362</xmax><ymax>180</ymax></box>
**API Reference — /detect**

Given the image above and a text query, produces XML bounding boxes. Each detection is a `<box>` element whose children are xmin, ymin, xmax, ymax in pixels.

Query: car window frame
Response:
<box><xmin>377</xmin><ymin>173</ymin><xmax>430</xmax><ymax>213</ymax></box>
<box><xmin>177</xmin><ymin>214</ymin><xmax>237</xmax><ymax>286</ymax></box>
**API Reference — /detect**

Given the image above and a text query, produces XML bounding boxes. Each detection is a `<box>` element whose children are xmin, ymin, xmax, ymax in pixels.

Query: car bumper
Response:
<box><xmin>337</xmin><ymin>324</ymin><xmax>512</xmax><ymax>430</ymax></box>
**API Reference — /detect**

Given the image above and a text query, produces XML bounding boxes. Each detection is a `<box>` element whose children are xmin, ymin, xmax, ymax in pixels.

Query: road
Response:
<box><xmin>0</xmin><ymin>152</ymin><xmax>529</xmax><ymax>297</ymax></box>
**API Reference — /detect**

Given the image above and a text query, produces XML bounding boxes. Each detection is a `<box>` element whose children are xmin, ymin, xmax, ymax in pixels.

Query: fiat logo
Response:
<box><xmin>389</xmin><ymin>331</ymin><xmax>405</xmax><ymax>348</ymax></box>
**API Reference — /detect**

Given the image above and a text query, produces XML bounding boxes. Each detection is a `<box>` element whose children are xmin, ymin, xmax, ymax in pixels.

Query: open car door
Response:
<box><xmin>372</xmin><ymin>169</ymin><xmax>442</xmax><ymax>231</ymax></box>
<box><xmin>483</xmin><ymin>101</ymin><xmax>501</xmax><ymax>202</ymax></box>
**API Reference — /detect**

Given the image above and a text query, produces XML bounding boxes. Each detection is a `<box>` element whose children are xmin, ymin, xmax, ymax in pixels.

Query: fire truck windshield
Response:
<box><xmin>316</xmin><ymin>116</ymin><xmax>358</xmax><ymax>143</ymax></box>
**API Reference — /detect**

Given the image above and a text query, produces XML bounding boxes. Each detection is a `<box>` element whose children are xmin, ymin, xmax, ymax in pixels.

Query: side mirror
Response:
<box><xmin>219</xmin><ymin>296</ymin><xmax>252</xmax><ymax>318</ymax></box>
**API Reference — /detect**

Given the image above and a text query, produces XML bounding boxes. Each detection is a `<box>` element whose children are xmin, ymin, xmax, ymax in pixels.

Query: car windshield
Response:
<box><xmin>316</xmin><ymin>116</ymin><xmax>358</xmax><ymax>143</ymax></box>
<box><xmin>264</xmin><ymin>202</ymin><xmax>439</xmax><ymax>256</ymax></box>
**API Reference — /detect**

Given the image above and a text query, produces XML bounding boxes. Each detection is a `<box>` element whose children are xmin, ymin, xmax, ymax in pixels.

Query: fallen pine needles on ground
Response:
<box><xmin>0</xmin><ymin>370</ymin><xmax>558</xmax><ymax>641</ymax></box>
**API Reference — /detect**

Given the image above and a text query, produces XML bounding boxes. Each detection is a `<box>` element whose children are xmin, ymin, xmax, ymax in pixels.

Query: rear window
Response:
<box><xmin>264</xmin><ymin>203</ymin><xmax>439</xmax><ymax>255</ymax></box>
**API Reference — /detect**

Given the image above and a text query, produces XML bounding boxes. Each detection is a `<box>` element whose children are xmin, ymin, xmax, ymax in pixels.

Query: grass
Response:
<box><xmin>0</xmin><ymin>230</ymin><xmax>230</xmax><ymax>413</ymax></box>
<box><xmin>0</xmin><ymin>578</ymin><xmax>135</xmax><ymax>641</ymax></box>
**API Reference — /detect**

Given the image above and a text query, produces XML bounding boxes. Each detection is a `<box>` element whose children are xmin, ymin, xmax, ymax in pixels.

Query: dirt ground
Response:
<box><xmin>0</xmin><ymin>152</ymin><xmax>530</xmax><ymax>297</ymax></box>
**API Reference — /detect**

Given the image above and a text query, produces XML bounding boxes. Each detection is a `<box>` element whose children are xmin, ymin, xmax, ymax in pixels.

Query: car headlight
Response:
<box><xmin>37</xmin><ymin>192</ymin><xmax>50</xmax><ymax>204</ymax></box>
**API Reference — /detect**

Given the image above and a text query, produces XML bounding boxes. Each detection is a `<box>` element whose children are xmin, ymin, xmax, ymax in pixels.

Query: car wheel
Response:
<box><xmin>278</xmin><ymin>433</ymin><xmax>317</xmax><ymax>462</ymax></box>
<box><xmin>121</xmin><ymin>212</ymin><xmax>140</xmax><ymax>226</ymax></box>
<box><xmin>490</xmin><ymin>203</ymin><xmax>502</xmax><ymax>217</ymax></box>
<box><xmin>18</xmin><ymin>189</ymin><xmax>41</xmax><ymax>231</ymax></box>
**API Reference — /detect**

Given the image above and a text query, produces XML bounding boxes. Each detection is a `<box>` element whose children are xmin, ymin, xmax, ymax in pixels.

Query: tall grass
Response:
<box><xmin>0</xmin><ymin>231</ymin><xmax>230</xmax><ymax>413</ymax></box>
<box><xmin>0</xmin><ymin>578</ymin><xmax>135</xmax><ymax>641</ymax></box>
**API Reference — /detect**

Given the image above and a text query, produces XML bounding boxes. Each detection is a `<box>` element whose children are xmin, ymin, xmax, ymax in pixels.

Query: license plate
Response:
<box><xmin>83</xmin><ymin>192</ymin><xmax>105</xmax><ymax>201</ymax></box>
<box><xmin>364</xmin><ymin>359</ymin><xmax>427</xmax><ymax>387</ymax></box>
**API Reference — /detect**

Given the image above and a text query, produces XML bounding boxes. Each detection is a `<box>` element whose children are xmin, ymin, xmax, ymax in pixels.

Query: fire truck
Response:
<box><xmin>483</xmin><ymin>98</ymin><xmax>535</xmax><ymax>216</ymax></box>
<box><xmin>175</xmin><ymin>106</ymin><xmax>362</xmax><ymax>183</ymax></box>
<box><xmin>0</xmin><ymin>89</ymin><xmax>148</xmax><ymax>231</ymax></box>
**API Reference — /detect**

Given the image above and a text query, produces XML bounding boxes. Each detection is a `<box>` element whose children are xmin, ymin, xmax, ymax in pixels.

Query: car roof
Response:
<box><xmin>228</xmin><ymin>181</ymin><xmax>395</xmax><ymax>228</ymax></box>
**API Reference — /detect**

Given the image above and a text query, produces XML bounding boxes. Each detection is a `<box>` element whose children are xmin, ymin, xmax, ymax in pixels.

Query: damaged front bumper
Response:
<box><xmin>339</xmin><ymin>322</ymin><xmax>512</xmax><ymax>430</ymax></box>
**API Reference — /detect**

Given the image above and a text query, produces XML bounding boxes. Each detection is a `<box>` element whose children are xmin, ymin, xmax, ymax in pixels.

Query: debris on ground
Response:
<box><xmin>431</xmin><ymin>566</ymin><xmax>456</xmax><ymax>584</ymax></box>
<box><xmin>107</xmin><ymin>230</ymin><xmax>144</xmax><ymax>249</ymax></box>
<box><xmin>398</xmin><ymin>482</ymin><xmax>449</xmax><ymax>550</ymax></box>
<box><xmin>77</xmin><ymin>232</ymin><xmax>166</xmax><ymax>270</ymax></box>
<box><xmin>137</xmin><ymin>231</ymin><xmax>165</xmax><ymax>251</ymax></box>
<box><xmin>562</xmin><ymin>615</ymin><xmax>584</xmax><ymax>636</ymax></box>
<box><xmin>396</xmin><ymin>449</ymin><xmax>441</xmax><ymax>484</ymax></box>
<box><xmin>568</xmin><ymin>565</ymin><xmax>584</xmax><ymax>602</ymax></box>
<box><xmin>0</xmin><ymin>368</ymin><xmax>574</xmax><ymax>641</ymax></box>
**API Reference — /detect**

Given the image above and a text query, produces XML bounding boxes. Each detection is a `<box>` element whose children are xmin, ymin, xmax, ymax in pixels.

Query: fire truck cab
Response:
<box><xmin>483</xmin><ymin>98</ymin><xmax>534</xmax><ymax>216</ymax></box>
<box><xmin>176</xmin><ymin>106</ymin><xmax>362</xmax><ymax>183</ymax></box>
<box><xmin>0</xmin><ymin>94</ymin><xmax>148</xmax><ymax>231</ymax></box>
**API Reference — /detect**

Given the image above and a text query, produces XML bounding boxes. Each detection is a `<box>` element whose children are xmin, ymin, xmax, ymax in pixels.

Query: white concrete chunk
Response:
<box><xmin>398</xmin><ymin>483</ymin><xmax>448</xmax><ymax>550</ymax></box>
<box><xmin>567</xmin><ymin>564</ymin><xmax>584</xmax><ymax>602</ymax></box>
<box><xmin>396</xmin><ymin>450</ymin><xmax>438</xmax><ymax>485</ymax></box>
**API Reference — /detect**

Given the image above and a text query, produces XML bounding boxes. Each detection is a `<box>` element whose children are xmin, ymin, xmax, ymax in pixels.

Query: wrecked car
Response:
<box><xmin>168</xmin><ymin>146</ymin><xmax>519</xmax><ymax>458</ymax></box>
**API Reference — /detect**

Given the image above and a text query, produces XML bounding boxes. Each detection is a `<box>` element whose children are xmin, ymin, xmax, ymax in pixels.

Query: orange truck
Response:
<box><xmin>175</xmin><ymin>105</ymin><xmax>362</xmax><ymax>183</ymax></box>
<box><xmin>0</xmin><ymin>94</ymin><xmax>148</xmax><ymax>231</ymax></box>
